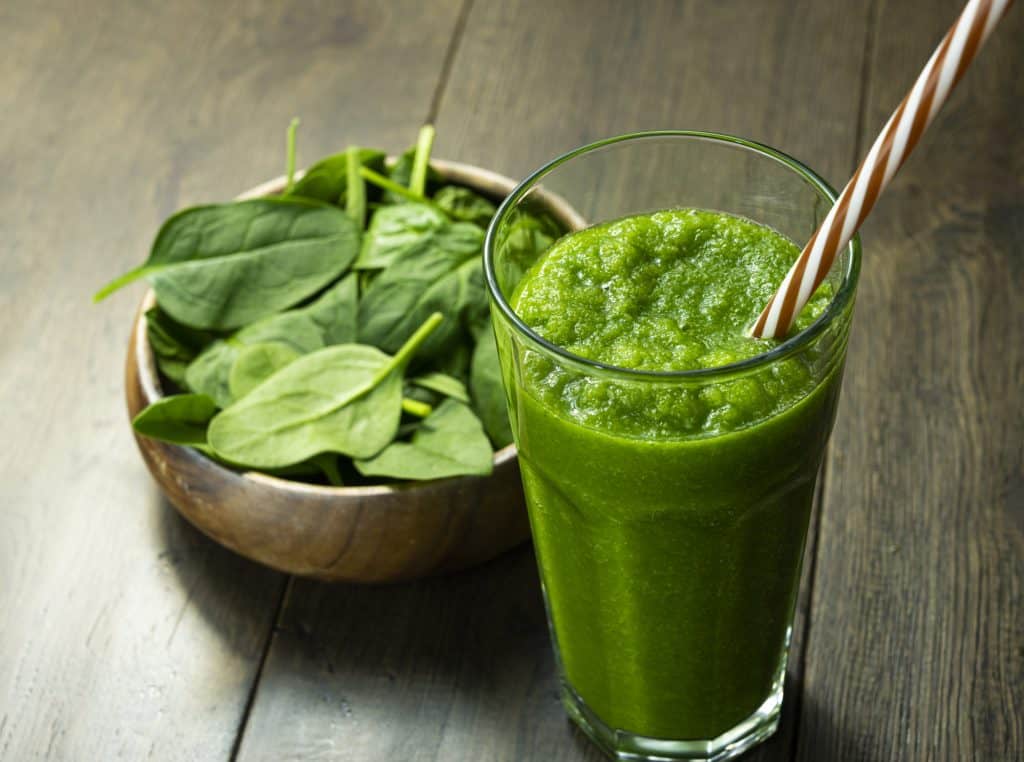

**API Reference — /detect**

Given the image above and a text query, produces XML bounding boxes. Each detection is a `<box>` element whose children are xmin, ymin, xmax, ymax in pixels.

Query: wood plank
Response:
<box><xmin>239</xmin><ymin>2</ymin><xmax>873</xmax><ymax>759</ymax></box>
<box><xmin>797</xmin><ymin>1</ymin><xmax>1024</xmax><ymax>760</ymax></box>
<box><xmin>0</xmin><ymin>1</ymin><xmax>461</xmax><ymax>759</ymax></box>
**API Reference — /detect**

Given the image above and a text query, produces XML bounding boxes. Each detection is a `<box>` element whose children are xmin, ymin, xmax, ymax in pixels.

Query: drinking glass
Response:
<box><xmin>483</xmin><ymin>132</ymin><xmax>859</xmax><ymax>761</ymax></box>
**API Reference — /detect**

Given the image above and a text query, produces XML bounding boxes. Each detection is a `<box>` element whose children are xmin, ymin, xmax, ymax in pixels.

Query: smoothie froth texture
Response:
<box><xmin>511</xmin><ymin>208</ymin><xmax>834</xmax><ymax>439</ymax></box>
<box><xmin>513</xmin><ymin>208</ymin><xmax>829</xmax><ymax>373</ymax></box>
<box><xmin>501</xmin><ymin>208</ymin><xmax>850</xmax><ymax>741</ymax></box>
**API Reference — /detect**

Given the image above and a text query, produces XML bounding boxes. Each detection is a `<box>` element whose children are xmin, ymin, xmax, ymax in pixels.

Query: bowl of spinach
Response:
<box><xmin>103</xmin><ymin>124</ymin><xmax>569</xmax><ymax>582</ymax></box>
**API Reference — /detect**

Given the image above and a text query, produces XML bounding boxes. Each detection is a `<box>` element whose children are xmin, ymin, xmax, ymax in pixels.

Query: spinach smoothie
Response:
<box><xmin>504</xmin><ymin>208</ymin><xmax>849</xmax><ymax>740</ymax></box>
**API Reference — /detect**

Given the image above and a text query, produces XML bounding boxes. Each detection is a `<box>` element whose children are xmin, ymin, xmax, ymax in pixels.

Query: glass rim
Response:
<box><xmin>483</xmin><ymin>130</ymin><xmax>862</xmax><ymax>382</ymax></box>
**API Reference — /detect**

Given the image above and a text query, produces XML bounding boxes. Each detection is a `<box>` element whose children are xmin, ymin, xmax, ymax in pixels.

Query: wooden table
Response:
<box><xmin>2</xmin><ymin>1</ymin><xmax>1021</xmax><ymax>759</ymax></box>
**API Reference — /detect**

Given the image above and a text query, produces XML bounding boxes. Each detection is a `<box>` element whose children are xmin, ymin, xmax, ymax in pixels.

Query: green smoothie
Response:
<box><xmin>504</xmin><ymin>209</ymin><xmax>849</xmax><ymax>740</ymax></box>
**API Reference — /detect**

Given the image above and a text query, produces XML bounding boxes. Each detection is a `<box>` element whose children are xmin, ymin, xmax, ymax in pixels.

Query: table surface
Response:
<box><xmin>2</xmin><ymin>1</ymin><xmax>1021</xmax><ymax>760</ymax></box>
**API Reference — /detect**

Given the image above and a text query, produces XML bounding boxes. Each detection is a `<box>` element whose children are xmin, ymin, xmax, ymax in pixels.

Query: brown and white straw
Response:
<box><xmin>750</xmin><ymin>0</ymin><xmax>1014</xmax><ymax>339</ymax></box>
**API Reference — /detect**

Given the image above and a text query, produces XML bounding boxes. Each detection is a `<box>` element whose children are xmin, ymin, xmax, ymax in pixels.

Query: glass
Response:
<box><xmin>483</xmin><ymin>132</ymin><xmax>859</xmax><ymax>761</ymax></box>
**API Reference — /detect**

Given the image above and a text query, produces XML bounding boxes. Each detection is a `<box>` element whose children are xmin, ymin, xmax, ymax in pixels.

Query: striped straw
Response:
<box><xmin>751</xmin><ymin>0</ymin><xmax>1013</xmax><ymax>339</ymax></box>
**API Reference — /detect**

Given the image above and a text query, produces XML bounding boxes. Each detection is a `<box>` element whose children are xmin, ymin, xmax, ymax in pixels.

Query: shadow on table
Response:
<box><xmin>155</xmin><ymin>496</ymin><xmax>287</xmax><ymax>653</ymax></box>
<box><xmin>785</xmin><ymin>688</ymin><xmax>879</xmax><ymax>762</ymax></box>
<box><xmin>154</xmin><ymin>501</ymin><xmax>875</xmax><ymax>761</ymax></box>
<box><xmin>282</xmin><ymin>540</ymin><xmax>552</xmax><ymax>682</ymax></box>
<box><xmin>272</xmin><ymin>543</ymin><xmax>604</xmax><ymax>757</ymax></box>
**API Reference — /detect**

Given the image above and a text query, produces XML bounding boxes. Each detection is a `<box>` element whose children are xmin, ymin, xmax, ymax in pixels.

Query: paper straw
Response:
<box><xmin>750</xmin><ymin>0</ymin><xmax>1014</xmax><ymax>339</ymax></box>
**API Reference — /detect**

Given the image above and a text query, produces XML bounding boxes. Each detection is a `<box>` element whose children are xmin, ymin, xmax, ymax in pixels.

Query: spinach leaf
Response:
<box><xmin>358</xmin><ymin>269</ymin><xmax>376</xmax><ymax>297</ymax></box>
<box><xmin>228</xmin><ymin>342</ymin><xmax>301</xmax><ymax>400</ymax></box>
<box><xmin>354</xmin><ymin>399</ymin><xmax>493</xmax><ymax>480</ymax></box>
<box><xmin>354</xmin><ymin>202</ymin><xmax>482</xmax><ymax>271</ymax></box>
<box><xmin>301</xmin><ymin>273</ymin><xmax>358</xmax><ymax>345</ymax></box>
<box><xmin>287</xmin><ymin>148</ymin><xmax>386</xmax><ymax>205</ymax></box>
<box><xmin>386</xmin><ymin>149</ymin><xmax>415</xmax><ymax>189</ymax></box>
<box><xmin>151</xmin><ymin>354</ymin><xmax>190</xmax><ymax>391</ymax></box>
<box><xmin>426</xmin><ymin>339</ymin><xmax>473</xmax><ymax>384</ymax></box>
<box><xmin>410</xmin><ymin>372</ymin><xmax>470</xmax><ymax>403</ymax></box>
<box><xmin>403</xmin><ymin>384</ymin><xmax>440</xmax><ymax>407</ymax></box>
<box><xmin>356</xmin><ymin>203</ymin><xmax>444</xmax><ymax>269</ymax></box>
<box><xmin>132</xmin><ymin>393</ymin><xmax>217</xmax><ymax>446</ymax></box>
<box><xmin>433</xmin><ymin>186</ymin><xmax>497</xmax><ymax>228</ymax></box>
<box><xmin>358</xmin><ymin>251</ymin><xmax>482</xmax><ymax>363</ymax></box>
<box><xmin>183</xmin><ymin>344</ymin><xmax>242</xmax><ymax>409</ymax></box>
<box><xmin>207</xmin><ymin>313</ymin><xmax>443</xmax><ymax>468</ymax></box>
<box><xmin>470</xmin><ymin>328</ymin><xmax>514</xmax><ymax>448</ymax></box>
<box><xmin>184</xmin><ymin>275</ymin><xmax>357</xmax><ymax>407</ymax></box>
<box><xmin>145</xmin><ymin>307</ymin><xmax>214</xmax><ymax>388</ymax></box>
<box><xmin>461</xmin><ymin>257</ymin><xmax>491</xmax><ymax>341</ymax></box>
<box><xmin>94</xmin><ymin>199</ymin><xmax>361</xmax><ymax>330</ymax></box>
<box><xmin>493</xmin><ymin>208</ymin><xmax>565</xmax><ymax>295</ymax></box>
<box><xmin>186</xmin><ymin>311</ymin><xmax>325</xmax><ymax>408</ymax></box>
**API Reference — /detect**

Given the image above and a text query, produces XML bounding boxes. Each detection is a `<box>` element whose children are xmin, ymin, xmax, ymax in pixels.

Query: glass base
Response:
<box><xmin>561</xmin><ymin>676</ymin><xmax>783</xmax><ymax>762</ymax></box>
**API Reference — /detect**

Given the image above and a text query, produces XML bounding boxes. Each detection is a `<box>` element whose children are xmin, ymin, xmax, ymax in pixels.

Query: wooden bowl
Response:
<box><xmin>125</xmin><ymin>160</ymin><xmax>529</xmax><ymax>583</ymax></box>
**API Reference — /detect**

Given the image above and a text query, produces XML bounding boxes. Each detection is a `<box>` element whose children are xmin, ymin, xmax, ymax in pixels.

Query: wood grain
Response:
<box><xmin>0</xmin><ymin>1</ymin><xmax>462</xmax><ymax>759</ymax></box>
<box><xmin>796</xmin><ymin>1</ymin><xmax>1024</xmax><ymax>760</ymax></box>
<box><xmin>238</xmin><ymin>1</ymin><xmax>874</xmax><ymax>759</ymax></box>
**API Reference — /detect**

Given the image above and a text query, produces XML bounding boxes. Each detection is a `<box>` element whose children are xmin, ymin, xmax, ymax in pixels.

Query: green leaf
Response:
<box><xmin>301</xmin><ymin>273</ymin><xmax>359</xmax><ymax>345</ymax></box>
<box><xmin>433</xmin><ymin>185</ymin><xmax>497</xmax><ymax>228</ymax></box>
<box><xmin>358</xmin><ymin>268</ymin><xmax>376</xmax><ymax>296</ymax></box>
<box><xmin>184</xmin><ymin>275</ymin><xmax>357</xmax><ymax>408</ymax></box>
<box><xmin>410</xmin><ymin>372</ymin><xmax>470</xmax><ymax>403</ymax></box>
<box><xmin>145</xmin><ymin>307</ymin><xmax>215</xmax><ymax>388</ymax></box>
<box><xmin>287</xmin><ymin>148</ymin><xmax>386</xmax><ymax>205</ymax></box>
<box><xmin>427</xmin><ymin>339</ymin><xmax>473</xmax><ymax>384</ymax></box>
<box><xmin>207</xmin><ymin>313</ymin><xmax>443</xmax><ymax>468</ymax></box>
<box><xmin>154</xmin><ymin>357</ymin><xmax>191</xmax><ymax>389</ymax></box>
<box><xmin>228</xmin><ymin>342</ymin><xmax>302</xmax><ymax>400</ymax></box>
<box><xmin>186</xmin><ymin>311</ymin><xmax>325</xmax><ymax>408</ymax></box>
<box><xmin>94</xmin><ymin>199</ymin><xmax>362</xmax><ymax>330</ymax></box>
<box><xmin>183</xmin><ymin>344</ymin><xmax>239</xmax><ymax>409</ymax></box>
<box><xmin>462</xmin><ymin>259</ymin><xmax>491</xmax><ymax>340</ymax></box>
<box><xmin>132</xmin><ymin>394</ymin><xmax>217</xmax><ymax>446</ymax></box>
<box><xmin>358</xmin><ymin>249</ymin><xmax>485</xmax><ymax>363</ymax></box>
<box><xmin>493</xmin><ymin>208</ymin><xmax>565</xmax><ymax>294</ymax></box>
<box><xmin>354</xmin><ymin>202</ymin><xmax>483</xmax><ymax>270</ymax></box>
<box><xmin>355</xmin><ymin>399</ymin><xmax>493</xmax><ymax>480</ymax></box>
<box><xmin>470</xmin><ymin>328</ymin><xmax>514</xmax><ymax>448</ymax></box>
<box><xmin>403</xmin><ymin>383</ymin><xmax>440</xmax><ymax>407</ymax></box>
<box><xmin>356</xmin><ymin>203</ymin><xmax>443</xmax><ymax>269</ymax></box>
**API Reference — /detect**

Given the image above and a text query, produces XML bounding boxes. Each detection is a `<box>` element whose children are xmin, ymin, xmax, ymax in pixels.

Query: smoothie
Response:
<box><xmin>503</xmin><ymin>209</ymin><xmax>850</xmax><ymax>741</ymax></box>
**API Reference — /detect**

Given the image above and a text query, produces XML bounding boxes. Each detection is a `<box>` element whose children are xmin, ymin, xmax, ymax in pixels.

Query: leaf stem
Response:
<box><xmin>313</xmin><ymin>453</ymin><xmax>344</xmax><ymax>486</ymax></box>
<box><xmin>401</xmin><ymin>398</ymin><xmax>433</xmax><ymax>418</ymax></box>
<box><xmin>346</xmin><ymin>147</ymin><xmax>366</xmax><ymax>227</ymax></box>
<box><xmin>359</xmin><ymin>167</ymin><xmax>429</xmax><ymax>204</ymax></box>
<box><xmin>92</xmin><ymin>264</ymin><xmax>153</xmax><ymax>302</ymax></box>
<box><xmin>409</xmin><ymin>124</ymin><xmax>436</xmax><ymax>197</ymax></box>
<box><xmin>284</xmin><ymin>117</ymin><xmax>300</xmax><ymax>194</ymax></box>
<box><xmin>391</xmin><ymin>311</ymin><xmax>443</xmax><ymax>371</ymax></box>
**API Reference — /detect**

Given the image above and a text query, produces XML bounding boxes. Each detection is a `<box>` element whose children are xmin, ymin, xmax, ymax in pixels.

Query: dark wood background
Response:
<box><xmin>1</xmin><ymin>1</ymin><xmax>1020</xmax><ymax>760</ymax></box>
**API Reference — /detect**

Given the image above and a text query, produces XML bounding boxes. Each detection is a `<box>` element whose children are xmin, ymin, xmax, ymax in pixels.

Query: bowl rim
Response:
<box><xmin>132</xmin><ymin>157</ymin><xmax>519</xmax><ymax>497</ymax></box>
